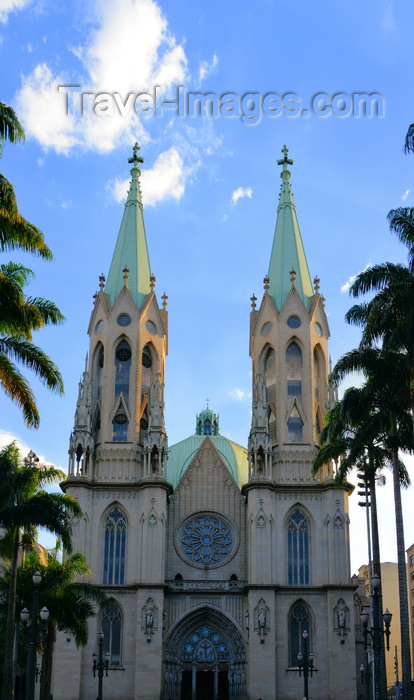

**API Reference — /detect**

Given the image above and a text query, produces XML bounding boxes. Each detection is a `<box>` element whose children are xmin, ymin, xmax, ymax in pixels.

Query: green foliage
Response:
<box><xmin>0</xmin><ymin>442</ymin><xmax>83</xmax><ymax>699</ymax></box>
<box><xmin>0</xmin><ymin>103</ymin><xmax>64</xmax><ymax>428</ymax></box>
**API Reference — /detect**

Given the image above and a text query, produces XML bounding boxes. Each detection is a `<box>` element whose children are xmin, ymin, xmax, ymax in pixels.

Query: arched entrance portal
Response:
<box><xmin>164</xmin><ymin>606</ymin><xmax>246</xmax><ymax>700</ymax></box>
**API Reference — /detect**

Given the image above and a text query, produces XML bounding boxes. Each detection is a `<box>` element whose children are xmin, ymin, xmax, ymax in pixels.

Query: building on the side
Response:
<box><xmin>52</xmin><ymin>145</ymin><xmax>357</xmax><ymax>700</ymax></box>
<box><xmin>407</xmin><ymin>543</ymin><xmax>414</xmax><ymax>681</ymax></box>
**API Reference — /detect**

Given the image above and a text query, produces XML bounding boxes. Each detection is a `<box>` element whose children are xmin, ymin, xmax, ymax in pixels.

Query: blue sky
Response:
<box><xmin>1</xmin><ymin>0</ymin><xmax>413</xmax><ymax>573</ymax></box>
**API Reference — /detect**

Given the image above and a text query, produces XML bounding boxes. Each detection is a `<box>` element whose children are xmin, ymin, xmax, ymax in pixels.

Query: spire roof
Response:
<box><xmin>105</xmin><ymin>143</ymin><xmax>152</xmax><ymax>309</ymax></box>
<box><xmin>267</xmin><ymin>146</ymin><xmax>313</xmax><ymax>310</ymax></box>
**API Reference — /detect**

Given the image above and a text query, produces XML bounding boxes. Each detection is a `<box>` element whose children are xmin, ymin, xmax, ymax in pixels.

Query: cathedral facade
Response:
<box><xmin>53</xmin><ymin>146</ymin><xmax>357</xmax><ymax>700</ymax></box>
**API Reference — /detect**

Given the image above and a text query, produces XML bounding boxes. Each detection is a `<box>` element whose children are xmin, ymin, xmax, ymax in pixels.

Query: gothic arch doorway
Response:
<box><xmin>164</xmin><ymin>606</ymin><xmax>246</xmax><ymax>700</ymax></box>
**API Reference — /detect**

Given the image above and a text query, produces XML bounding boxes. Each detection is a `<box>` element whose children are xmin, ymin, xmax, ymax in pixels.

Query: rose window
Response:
<box><xmin>181</xmin><ymin>515</ymin><xmax>233</xmax><ymax>565</ymax></box>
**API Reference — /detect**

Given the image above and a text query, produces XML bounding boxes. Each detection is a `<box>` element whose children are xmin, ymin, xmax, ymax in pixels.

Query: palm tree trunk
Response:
<box><xmin>369</xmin><ymin>468</ymin><xmax>387</xmax><ymax>700</ymax></box>
<box><xmin>1</xmin><ymin>530</ymin><xmax>20</xmax><ymax>700</ymax></box>
<box><xmin>391</xmin><ymin>441</ymin><xmax>412</xmax><ymax>700</ymax></box>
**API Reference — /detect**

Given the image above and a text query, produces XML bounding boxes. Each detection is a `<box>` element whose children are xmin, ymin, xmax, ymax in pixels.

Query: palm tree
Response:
<box><xmin>0</xmin><ymin>102</ymin><xmax>64</xmax><ymax>427</ymax></box>
<box><xmin>0</xmin><ymin>443</ymin><xmax>82</xmax><ymax>700</ymax></box>
<box><xmin>0</xmin><ymin>548</ymin><xmax>108</xmax><ymax>700</ymax></box>
<box><xmin>0</xmin><ymin>102</ymin><xmax>51</xmax><ymax>260</ymax></box>
<box><xmin>404</xmin><ymin>124</ymin><xmax>414</xmax><ymax>155</ymax></box>
<box><xmin>313</xmin><ymin>386</ymin><xmax>410</xmax><ymax>700</ymax></box>
<box><xmin>0</xmin><ymin>261</ymin><xmax>64</xmax><ymax>428</ymax></box>
<box><xmin>346</xmin><ymin>209</ymin><xmax>414</xmax><ymax>431</ymax></box>
<box><xmin>331</xmin><ymin>348</ymin><xmax>414</xmax><ymax>700</ymax></box>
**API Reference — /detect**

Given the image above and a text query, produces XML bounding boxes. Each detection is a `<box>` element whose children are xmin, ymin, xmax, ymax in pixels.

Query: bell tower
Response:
<box><xmin>248</xmin><ymin>145</ymin><xmax>334</xmax><ymax>482</ymax></box>
<box><xmin>62</xmin><ymin>145</ymin><xmax>170</xmax><ymax>700</ymax></box>
<box><xmin>68</xmin><ymin>143</ymin><xmax>168</xmax><ymax>482</ymax></box>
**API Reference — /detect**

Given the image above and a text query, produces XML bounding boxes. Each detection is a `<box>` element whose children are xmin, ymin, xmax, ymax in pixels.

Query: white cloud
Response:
<box><xmin>231</xmin><ymin>186</ymin><xmax>252</xmax><ymax>205</ymax></box>
<box><xmin>197</xmin><ymin>53</ymin><xmax>218</xmax><ymax>86</ymax></box>
<box><xmin>229</xmin><ymin>388</ymin><xmax>248</xmax><ymax>401</ymax></box>
<box><xmin>15</xmin><ymin>0</ymin><xmax>187</xmax><ymax>153</ymax></box>
<box><xmin>109</xmin><ymin>146</ymin><xmax>191</xmax><ymax>206</ymax></box>
<box><xmin>402</xmin><ymin>189</ymin><xmax>410</xmax><ymax>201</ymax></box>
<box><xmin>0</xmin><ymin>430</ymin><xmax>65</xmax><ymax>472</ymax></box>
<box><xmin>0</xmin><ymin>429</ymin><xmax>30</xmax><ymax>455</ymax></box>
<box><xmin>341</xmin><ymin>264</ymin><xmax>371</xmax><ymax>293</ymax></box>
<box><xmin>381</xmin><ymin>1</ymin><xmax>395</xmax><ymax>31</ymax></box>
<box><xmin>0</xmin><ymin>0</ymin><xmax>32</xmax><ymax>23</ymax></box>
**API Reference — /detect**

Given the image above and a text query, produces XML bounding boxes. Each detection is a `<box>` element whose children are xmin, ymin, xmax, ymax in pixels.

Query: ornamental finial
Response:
<box><xmin>277</xmin><ymin>144</ymin><xmax>294</xmax><ymax>173</ymax></box>
<box><xmin>128</xmin><ymin>142</ymin><xmax>144</xmax><ymax>169</ymax></box>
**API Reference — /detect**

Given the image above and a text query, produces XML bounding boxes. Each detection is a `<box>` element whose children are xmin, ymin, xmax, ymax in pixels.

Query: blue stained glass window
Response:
<box><xmin>287</xmin><ymin>509</ymin><xmax>309</xmax><ymax>585</ymax></box>
<box><xmin>181</xmin><ymin>516</ymin><xmax>233</xmax><ymax>565</ymax></box>
<box><xmin>181</xmin><ymin>626</ymin><xmax>229</xmax><ymax>662</ymax></box>
<box><xmin>115</xmin><ymin>341</ymin><xmax>131</xmax><ymax>404</ymax></box>
<box><xmin>103</xmin><ymin>507</ymin><xmax>127</xmax><ymax>584</ymax></box>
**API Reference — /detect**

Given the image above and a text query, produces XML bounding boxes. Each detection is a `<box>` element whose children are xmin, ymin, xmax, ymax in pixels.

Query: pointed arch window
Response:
<box><xmin>115</xmin><ymin>341</ymin><xmax>131</xmax><ymax>404</ymax></box>
<box><xmin>313</xmin><ymin>348</ymin><xmax>320</xmax><ymax>402</ymax></box>
<box><xmin>264</xmin><ymin>347</ymin><xmax>276</xmax><ymax>444</ymax></box>
<box><xmin>103</xmin><ymin>507</ymin><xmax>127</xmax><ymax>585</ymax></box>
<box><xmin>97</xmin><ymin>346</ymin><xmax>104</xmax><ymax>401</ymax></box>
<box><xmin>112</xmin><ymin>409</ymin><xmax>128</xmax><ymax>442</ymax></box>
<box><xmin>102</xmin><ymin>602</ymin><xmax>122</xmax><ymax>666</ymax></box>
<box><xmin>286</xmin><ymin>342</ymin><xmax>302</xmax><ymax>402</ymax></box>
<box><xmin>289</xmin><ymin>603</ymin><xmax>311</xmax><ymax>666</ymax></box>
<box><xmin>287</xmin><ymin>407</ymin><xmax>303</xmax><ymax>442</ymax></box>
<box><xmin>287</xmin><ymin>509</ymin><xmax>310</xmax><ymax>585</ymax></box>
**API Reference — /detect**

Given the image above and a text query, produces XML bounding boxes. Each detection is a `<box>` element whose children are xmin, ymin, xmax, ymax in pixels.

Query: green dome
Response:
<box><xmin>166</xmin><ymin>408</ymin><xmax>248</xmax><ymax>489</ymax></box>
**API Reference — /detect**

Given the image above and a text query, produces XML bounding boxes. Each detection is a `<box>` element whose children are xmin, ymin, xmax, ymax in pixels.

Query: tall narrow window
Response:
<box><xmin>286</xmin><ymin>342</ymin><xmax>302</xmax><ymax>402</ymax></box>
<box><xmin>313</xmin><ymin>349</ymin><xmax>320</xmax><ymax>402</ymax></box>
<box><xmin>264</xmin><ymin>347</ymin><xmax>276</xmax><ymax>445</ymax></box>
<box><xmin>103</xmin><ymin>507</ymin><xmax>127</xmax><ymax>585</ymax></box>
<box><xmin>102</xmin><ymin>602</ymin><xmax>122</xmax><ymax>666</ymax></box>
<box><xmin>115</xmin><ymin>341</ymin><xmax>131</xmax><ymax>404</ymax></box>
<box><xmin>287</xmin><ymin>509</ymin><xmax>310</xmax><ymax>585</ymax></box>
<box><xmin>289</xmin><ymin>603</ymin><xmax>311</xmax><ymax>666</ymax></box>
<box><xmin>97</xmin><ymin>346</ymin><xmax>104</xmax><ymax>401</ymax></box>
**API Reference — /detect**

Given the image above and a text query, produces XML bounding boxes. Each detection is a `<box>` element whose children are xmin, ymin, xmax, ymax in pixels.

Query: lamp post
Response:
<box><xmin>92</xmin><ymin>630</ymin><xmax>110</xmax><ymax>700</ymax></box>
<box><xmin>297</xmin><ymin>630</ymin><xmax>316</xmax><ymax>700</ymax></box>
<box><xmin>361</xmin><ymin>573</ymin><xmax>392</xmax><ymax>700</ymax></box>
<box><xmin>38</xmin><ymin>606</ymin><xmax>49</xmax><ymax>700</ymax></box>
<box><xmin>360</xmin><ymin>661</ymin><xmax>371</xmax><ymax>700</ymax></box>
<box><xmin>26</xmin><ymin>571</ymin><xmax>42</xmax><ymax>700</ymax></box>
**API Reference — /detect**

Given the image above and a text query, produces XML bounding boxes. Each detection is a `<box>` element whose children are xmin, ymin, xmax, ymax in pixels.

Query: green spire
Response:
<box><xmin>105</xmin><ymin>143</ymin><xmax>152</xmax><ymax>309</ymax></box>
<box><xmin>267</xmin><ymin>145</ymin><xmax>313</xmax><ymax>310</ymax></box>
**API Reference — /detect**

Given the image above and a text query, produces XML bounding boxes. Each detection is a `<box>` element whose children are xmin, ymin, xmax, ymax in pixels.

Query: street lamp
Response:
<box><xmin>92</xmin><ymin>630</ymin><xmax>111</xmax><ymax>700</ymax></box>
<box><xmin>26</xmin><ymin>571</ymin><xmax>42</xmax><ymax>700</ymax></box>
<box><xmin>361</xmin><ymin>573</ymin><xmax>392</xmax><ymax>700</ymax></box>
<box><xmin>39</xmin><ymin>606</ymin><xmax>49</xmax><ymax>700</ymax></box>
<box><xmin>297</xmin><ymin>630</ymin><xmax>316</xmax><ymax>700</ymax></box>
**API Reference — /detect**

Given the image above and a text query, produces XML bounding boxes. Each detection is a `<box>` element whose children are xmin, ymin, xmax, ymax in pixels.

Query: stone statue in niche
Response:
<box><xmin>254</xmin><ymin>598</ymin><xmax>270</xmax><ymax>643</ymax></box>
<box><xmin>141</xmin><ymin>598</ymin><xmax>158</xmax><ymax>639</ymax></box>
<box><xmin>333</xmin><ymin>598</ymin><xmax>350</xmax><ymax>642</ymax></box>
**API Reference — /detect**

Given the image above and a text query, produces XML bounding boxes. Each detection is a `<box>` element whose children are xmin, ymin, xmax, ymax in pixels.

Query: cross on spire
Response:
<box><xmin>205</xmin><ymin>397</ymin><xmax>210</xmax><ymax>409</ymax></box>
<box><xmin>128</xmin><ymin>142</ymin><xmax>144</xmax><ymax>168</ymax></box>
<box><xmin>277</xmin><ymin>144</ymin><xmax>294</xmax><ymax>171</ymax></box>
